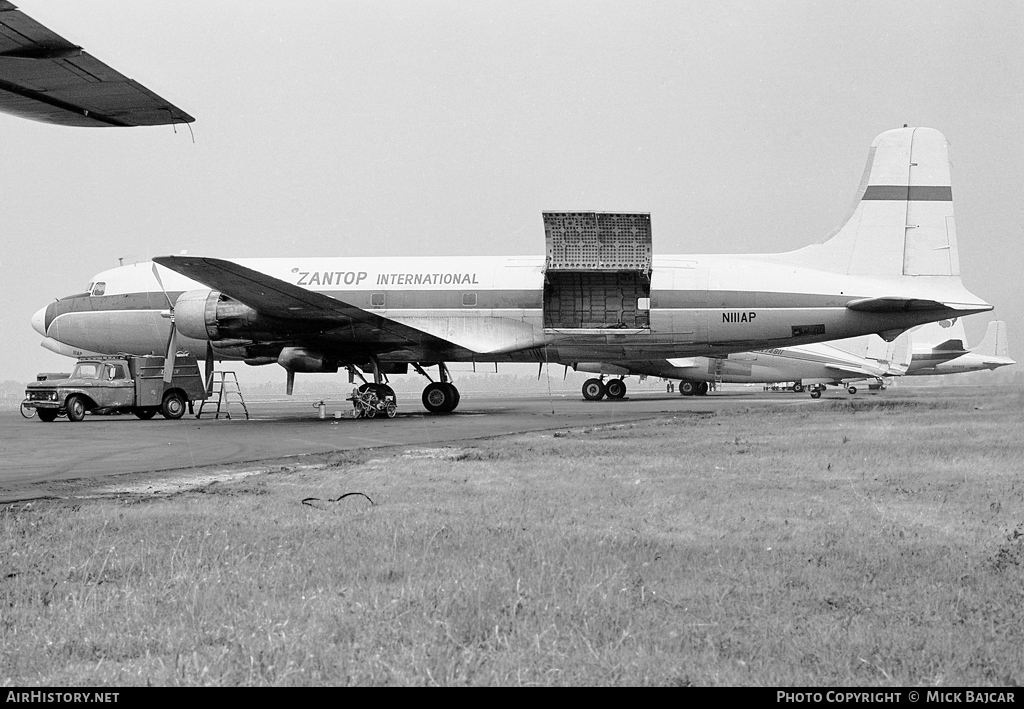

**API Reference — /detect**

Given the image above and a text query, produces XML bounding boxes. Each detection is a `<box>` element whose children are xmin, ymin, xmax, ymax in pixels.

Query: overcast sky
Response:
<box><xmin>2</xmin><ymin>0</ymin><xmax>1022</xmax><ymax>384</ymax></box>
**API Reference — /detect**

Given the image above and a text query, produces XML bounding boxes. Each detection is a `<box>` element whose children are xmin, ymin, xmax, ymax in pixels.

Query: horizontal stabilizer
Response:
<box><xmin>846</xmin><ymin>297</ymin><xmax>947</xmax><ymax>312</ymax></box>
<box><xmin>933</xmin><ymin>338</ymin><xmax>967</xmax><ymax>352</ymax></box>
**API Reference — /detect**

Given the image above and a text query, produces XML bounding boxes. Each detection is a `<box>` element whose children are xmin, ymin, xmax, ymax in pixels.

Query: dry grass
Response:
<box><xmin>2</xmin><ymin>387</ymin><xmax>1023</xmax><ymax>686</ymax></box>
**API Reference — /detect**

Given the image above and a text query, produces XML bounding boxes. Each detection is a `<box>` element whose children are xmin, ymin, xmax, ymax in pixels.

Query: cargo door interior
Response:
<box><xmin>542</xmin><ymin>212</ymin><xmax>652</xmax><ymax>331</ymax></box>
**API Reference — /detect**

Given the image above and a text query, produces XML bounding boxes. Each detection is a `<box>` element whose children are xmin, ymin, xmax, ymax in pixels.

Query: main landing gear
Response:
<box><xmin>678</xmin><ymin>381</ymin><xmax>710</xmax><ymax>396</ymax></box>
<box><xmin>415</xmin><ymin>363</ymin><xmax>461</xmax><ymax>414</ymax></box>
<box><xmin>582</xmin><ymin>377</ymin><xmax>627</xmax><ymax>401</ymax></box>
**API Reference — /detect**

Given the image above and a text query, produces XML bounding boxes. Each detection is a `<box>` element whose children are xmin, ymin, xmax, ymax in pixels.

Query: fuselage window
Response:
<box><xmin>462</xmin><ymin>293</ymin><xmax>477</xmax><ymax>307</ymax></box>
<box><xmin>370</xmin><ymin>293</ymin><xmax>386</xmax><ymax>308</ymax></box>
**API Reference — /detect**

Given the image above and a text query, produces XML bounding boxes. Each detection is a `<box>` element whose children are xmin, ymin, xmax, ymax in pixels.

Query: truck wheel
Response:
<box><xmin>37</xmin><ymin>409</ymin><xmax>58</xmax><ymax>422</ymax></box>
<box><xmin>134</xmin><ymin>408</ymin><xmax>157</xmax><ymax>420</ymax></box>
<box><xmin>66</xmin><ymin>395</ymin><xmax>87</xmax><ymax>422</ymax></box>
<box><xmin>21</xmin><ymin>402</ymin><xmax>36</xmax><ymax>419</ymax></box>
<box><xmin>160</xmin><ymin>392</ymin><xmax>186</xmax><ymax>420</ymax></box>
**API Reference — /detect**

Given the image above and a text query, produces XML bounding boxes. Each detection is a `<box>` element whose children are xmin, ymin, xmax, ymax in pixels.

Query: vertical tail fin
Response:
<box><xmin>974</xmin><ymin>321</ymin><xmax>1009</xmax><ymax>358</ymax></box>
<box><xmin>782</xmin><ymin>127</ymin><xmax>960</xmax><ymax>277</ymax></box>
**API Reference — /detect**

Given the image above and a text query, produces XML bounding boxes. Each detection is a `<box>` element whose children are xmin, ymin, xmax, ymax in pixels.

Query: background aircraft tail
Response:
<box><xmin>974</xmin><ymin>320</ymin><xmax>1009</xmax><ymax>358</ymax></box>
<box><xmin>781</xmin><ymin>127</ymin><xmax>962</xmax><ymax>278</ymax></box>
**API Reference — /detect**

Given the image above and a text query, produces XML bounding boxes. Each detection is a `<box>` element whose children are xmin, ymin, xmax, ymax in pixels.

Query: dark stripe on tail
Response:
<box><xmin>862</xmin><ymin>186</ymin><xmax>952</xmax><ymax>201</ymax></box>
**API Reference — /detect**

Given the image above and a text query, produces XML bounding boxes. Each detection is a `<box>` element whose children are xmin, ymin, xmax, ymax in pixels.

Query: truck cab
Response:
<box><xmin>23</xmin><ymin>354</ymin><xmax>207</xmax><ymax>422</ymax></box>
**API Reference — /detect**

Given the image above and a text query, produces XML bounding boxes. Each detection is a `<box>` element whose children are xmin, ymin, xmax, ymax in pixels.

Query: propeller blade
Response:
<box><xmin>153</xmin><ymin>262</ymin><xmax>178</xmax><ymax>383</ymax></box>
<box><xmin>151</xmin><ymin>263</ymin><xmax>174</xmax><ymax>310</ymax></box>
<box><xmin>286</xmin><ymin>370</ymin><xmax>295</xmax><ymax>396</ymax></box>
<box><xmin>204</xmin><ymin>341</ymin><xmax>215</xmax><ymax>394</ymax></box>
<box><xmin>163</xmin><ymin>322</ymin><xmax>177</xmax><ymax>384</ymax></box>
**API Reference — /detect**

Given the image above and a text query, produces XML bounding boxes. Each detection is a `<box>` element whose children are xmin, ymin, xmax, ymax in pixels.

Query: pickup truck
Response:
<box><xmin>23</xmin><ymin>354</ymin><xmax>207</xmax><ymax>422</ymax></box>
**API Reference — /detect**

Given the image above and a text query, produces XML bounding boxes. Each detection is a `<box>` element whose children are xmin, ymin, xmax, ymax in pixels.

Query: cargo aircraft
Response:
<box><xmin>5</xmin><ymin>4</ymin><xmax>994</xmax><ymax>415</ymax></box>
<box><xmin>31</xmin><ymin>124</ymin><xmax>993</xmax><ymax>414</ymax></box>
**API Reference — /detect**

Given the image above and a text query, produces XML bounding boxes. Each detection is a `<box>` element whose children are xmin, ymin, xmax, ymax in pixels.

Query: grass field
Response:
<box><xmin>2</xmin><ymin>387</ymin><xmax>1023</xmax><ymax>686</ymax></box>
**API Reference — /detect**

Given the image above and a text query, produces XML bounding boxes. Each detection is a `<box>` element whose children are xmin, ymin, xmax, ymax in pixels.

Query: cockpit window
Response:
<box><xmin>72</xmin><ymin>362</ymin><xmax>101</xmax><ymax>379</ymax></box>
<box><xmin>91</xmin><ymin>282</ymin><xmax>106</xmax><ymax>296</ymax></box>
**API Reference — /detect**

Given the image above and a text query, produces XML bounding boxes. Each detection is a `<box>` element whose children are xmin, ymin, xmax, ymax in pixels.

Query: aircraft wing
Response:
<box><xmin>0</xmin><ymin>2</ymin><xmax>194</xmax><ymax>126</ymax></box>
<box><xmin>152</xmin><ymin>255</ymin><xmax>460</xmax><ymax>353</ymax></box>
<box><xmin>824</xmin><ymin>363</ymin><xmax>876</xmax><ymax>378</ymax></box>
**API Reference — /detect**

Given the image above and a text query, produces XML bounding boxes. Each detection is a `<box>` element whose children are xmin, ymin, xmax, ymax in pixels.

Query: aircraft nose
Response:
<box><xmin>31</xmin><ymin>304</ymin><xmax>50</xmax><ymax>336</ymax></box>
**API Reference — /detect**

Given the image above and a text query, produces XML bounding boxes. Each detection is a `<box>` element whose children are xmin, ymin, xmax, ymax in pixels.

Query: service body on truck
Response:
<box><xmin>22</xmin><ymin>355</ymin><xmax>206</xmax><ymax>422</ymax></box>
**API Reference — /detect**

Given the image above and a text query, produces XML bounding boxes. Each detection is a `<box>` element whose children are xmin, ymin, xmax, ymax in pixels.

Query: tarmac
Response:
<box><xmin>1</xmin><ymin>389</ymin><xmax>811</xmax><ymax>503</ymax></box>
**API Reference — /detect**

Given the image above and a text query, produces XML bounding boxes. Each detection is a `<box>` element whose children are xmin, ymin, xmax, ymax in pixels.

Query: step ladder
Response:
<box><xmin>712</xmin><ymin>359</ymin><xmax>725</xmax><ymax>392</ymax></box>
<box><xmin>197</xmin><ymin>371</ymin><xmax>250</xmax><ymax>420</ymax></box>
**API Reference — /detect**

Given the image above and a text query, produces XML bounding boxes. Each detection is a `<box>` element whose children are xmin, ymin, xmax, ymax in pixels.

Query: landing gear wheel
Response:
<box><xmin>20</xmin><ymin>402</ymin><xmax>35</xmax><ymax>419</ymax></box>
<box><xmin>37</xmin><ymin>409</ymin><xmax>58</xmax><ymax>422</ymax></box>
<box><xmin>582</xmin><ymin>378</ymin><xmax>607</xmax><ymax>401</ymax></box>
<box><xmin>605</xmin><ymin>379</ymin><xmax>627</xmax><ymax>399</ymax></box>
<box><xmin>160</xmin><ymin>392</ymin><xmax>186</xmax><ymax>420</ymax></box>
<box><xmin>385</xmin><ymin>401</ymin><xmax>397</xmax><ymax>418</ymax></box>
<box><xmin>134</xmin><ymin>408</ymin><xmax>157</xmax><ymax>420</ymax></box>
<box><xmin>422</xmin><ymin>382</ymin><xmax>457</xmax><ymax>413</ymax></box>
<box><xmin>792</xmin><ymin>383</ymin><xmax>804</xmax><ymax>393</ymax></box>
<box><xmin>810</xmin><ymin>389</ymin><xmax>822</xmax><ymax>399</ymax></box>
<box><xmin>679</xmin><ymin>381</ymin><xmax>696</xmax><ymax>396</ymax></box>
<box><xmin>847</xmin><ymin>386</ymin><xmax>857</xmax><ymax>395</ymax></box>
<box><xmin>66</xmin><ymin>395</ymin><xmax>87</xmax><ymax>422</ymax></box>
<box><xmin>696</xmin><ymin>382</ymin><xmax>710</xmax><ymax>396</ymax></box>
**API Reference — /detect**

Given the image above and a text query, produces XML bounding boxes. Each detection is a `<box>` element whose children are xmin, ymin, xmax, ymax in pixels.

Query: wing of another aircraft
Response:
<box><xmin>0</xmin><ymin>2</ymin><xmax>193</xmax><ymax>126</ymax></box>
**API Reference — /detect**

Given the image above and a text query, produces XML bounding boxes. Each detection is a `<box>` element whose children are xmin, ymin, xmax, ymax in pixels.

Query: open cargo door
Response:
<box><xmin>542</xmin><ymin>212</ymin><xmax>652</xmax><ymax>331</ymax></box>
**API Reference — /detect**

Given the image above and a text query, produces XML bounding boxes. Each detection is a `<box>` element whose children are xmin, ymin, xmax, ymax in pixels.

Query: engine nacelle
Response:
<box><xmin>174</xmin><ymin>289</ymin><xmax>294</xmax><ymax>342</ymax></box>
<box><xmin>278</xmin><ymin>347</ymin><xmax>338</xmax><ymax>373</ymax></box>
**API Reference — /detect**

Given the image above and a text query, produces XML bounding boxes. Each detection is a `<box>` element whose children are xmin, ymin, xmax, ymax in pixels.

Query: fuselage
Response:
<box><xmin>34</xmin><ymin>252</ymin><xmax>990</xmax><ymax>368</ymax></box>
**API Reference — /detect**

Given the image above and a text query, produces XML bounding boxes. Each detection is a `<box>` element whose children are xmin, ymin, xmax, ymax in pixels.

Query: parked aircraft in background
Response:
<box><xmin>578</xmin><ymin>333</ymin><xmax>910</xmax><ymax>399</ymax></box>
<box><xmin>32</xmin><ymin>125</ymin><xmax>992</xmax><ymax>414</ymax></box>
<box><xmin>905</xmin><ymin>319</ymin><xmax>1014</xmax><ymax>376</ymax></box>
<box><xmin>626</xmin><ymin>317</ymin><xmax>1011</xmax><ymax>400</ymax></box>
<box><xmin>0</xmin><ymin>2</ymin><xmax>192</xmax><ymax>127</ymax></box>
